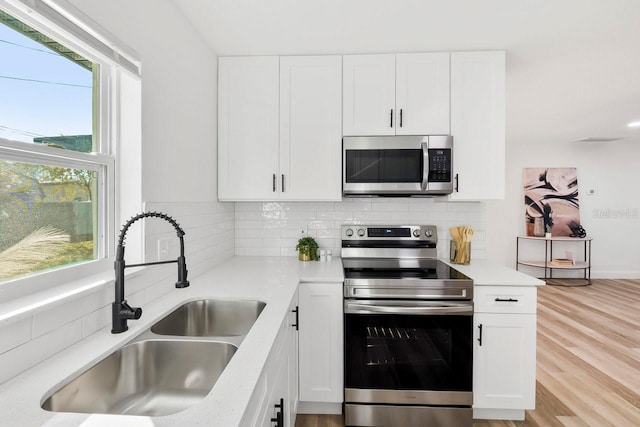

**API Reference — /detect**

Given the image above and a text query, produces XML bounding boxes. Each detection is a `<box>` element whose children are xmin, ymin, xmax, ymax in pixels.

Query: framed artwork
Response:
<box><xmin>523</xmin><ymin>168</ymin><xmax>580</xmax><ymax>237</ymax></box>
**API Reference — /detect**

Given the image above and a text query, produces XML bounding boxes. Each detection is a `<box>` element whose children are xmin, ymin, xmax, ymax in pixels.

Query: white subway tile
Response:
<box><xmin>235</xmin><ymin>202</ymin><xmax>263</xmax><ymax>211</ymax></box>
<box><xmin>371</xmin><ymin>201</ymin><xmax>409</xmax><ymax>212</ymax></box>
<box><xmin>0</xmin><ymin>318</ymin><xmax>31</xmax><ymax>355</ymax></box>
<box><xmin>334</xmin><ymin>201</ymin><xmax>371</xmax><ymax>211</ymax></box>
<box><xmin>0</xmin><ymin>319</ymin><xmax>82</xmax><ymax>384</ymax></box>
<box><xmin>32</xmin><ymin>290</ymin><xmax>107</xmax><ymax>338</ymax></box>
<box><xmin>81</xmin><ymin>305</ymin><xmax>111</xmax><ymax>338</ymax></box>
<box><xmin>235</xmin><ymin>200</ymin><xmax>487</xmax><ymax>260</ymax></box>
<box><xmin>281</xmin><ymin>210</ymin><xmax>318</xmax><ymax>220</ymax></box>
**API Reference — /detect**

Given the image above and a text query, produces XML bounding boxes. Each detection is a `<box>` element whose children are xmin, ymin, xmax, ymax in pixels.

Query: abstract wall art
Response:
<box><xmin>523</xmin><ymin>167</ymin><xmax>580</xmax><ymax>237</ymax></box>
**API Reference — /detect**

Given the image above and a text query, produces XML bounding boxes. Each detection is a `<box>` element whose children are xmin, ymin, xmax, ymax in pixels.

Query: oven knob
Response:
<box><xmin>357</xmin><ymin>228</ymin><xmax>365</xmax><ymax>237</ymax></box>
<box><xmin>413</xmin><ymin>229</ymin><xmax>421</xmax><ymax>237</ymax></box>
<box><xmin>345</xmin><ymin>228</ymin><xmax>354</xmax><ymax>237</ymax></box>
<box><xmin>425</xmin><ymin>229</ymin><xmax>433</xmax><ymax>237</ymax></box>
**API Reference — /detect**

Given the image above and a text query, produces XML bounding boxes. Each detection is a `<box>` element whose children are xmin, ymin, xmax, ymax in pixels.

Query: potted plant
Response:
<box><xmin>296</xmin><ymin>236</ymin><xmax>319</xmax><ymax>261</ymax></box>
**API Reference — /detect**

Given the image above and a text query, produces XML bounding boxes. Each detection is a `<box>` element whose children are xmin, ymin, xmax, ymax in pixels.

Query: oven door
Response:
<box><xmin>344</xmin><ymin>300</ymin><xmax>473</xmax><ymax>406</ymax></box>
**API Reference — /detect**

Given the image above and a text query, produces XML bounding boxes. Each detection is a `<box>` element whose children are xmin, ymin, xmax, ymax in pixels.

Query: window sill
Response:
<box><xmin>0</xmin><ymin>267</ymin><xmax>144</xmax><ymax>327</ymax></box>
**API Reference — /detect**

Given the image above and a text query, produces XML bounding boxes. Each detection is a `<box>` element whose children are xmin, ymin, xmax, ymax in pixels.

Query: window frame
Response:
<box><xmin>0</xmin><ymin>0</ymin><xmax>141</xmax><ymax>298</ymax></box>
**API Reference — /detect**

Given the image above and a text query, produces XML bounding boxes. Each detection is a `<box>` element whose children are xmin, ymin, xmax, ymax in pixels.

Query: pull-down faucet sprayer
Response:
<box><xmin>112</xmin><ymin>211</ymin><xmax>189</xmax><ymax>334</ymax></box>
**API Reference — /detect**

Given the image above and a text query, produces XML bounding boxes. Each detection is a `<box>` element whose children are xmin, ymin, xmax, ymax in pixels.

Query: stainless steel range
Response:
<box><xmin>342</xmin><ymin>224</ymin><xmax>473</xmax><ymax>427</ymax></box>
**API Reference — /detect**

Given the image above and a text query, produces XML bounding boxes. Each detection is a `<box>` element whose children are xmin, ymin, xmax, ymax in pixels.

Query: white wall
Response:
<box><xmin>65</xmin><ymin>0</ymin><xmax>235</xmax><ymax>271</ymax></box>
<box><xmin>486</xmin><ymin>53</ymin><xmax>640</xmax><ymax>278</ymax></box>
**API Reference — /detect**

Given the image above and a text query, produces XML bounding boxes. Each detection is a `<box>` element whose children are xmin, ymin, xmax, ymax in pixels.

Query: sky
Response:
<box><xmin>0</xmin><ymin>20</ymin><xmax>93</xmax><ymax>144</ymax></box>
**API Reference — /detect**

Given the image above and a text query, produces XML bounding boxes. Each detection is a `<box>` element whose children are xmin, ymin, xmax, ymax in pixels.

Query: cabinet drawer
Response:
<box><xmin>474</xmin><ymin>286</ymin><xmax>537</xmax><ymax>314</ymax></box>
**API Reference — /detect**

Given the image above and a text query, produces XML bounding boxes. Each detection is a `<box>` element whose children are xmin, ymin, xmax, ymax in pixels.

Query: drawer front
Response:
<box><xmin>474</xmin><ymin>286</ymin><xmax>537</xmax><ymax>314</ymax></box>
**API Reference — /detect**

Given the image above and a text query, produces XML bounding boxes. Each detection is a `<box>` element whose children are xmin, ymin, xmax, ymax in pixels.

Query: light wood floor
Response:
<box><xmin>296</xmin><ymin>279</ymin><xmax>640</xmax><ymax>427</ymax></box>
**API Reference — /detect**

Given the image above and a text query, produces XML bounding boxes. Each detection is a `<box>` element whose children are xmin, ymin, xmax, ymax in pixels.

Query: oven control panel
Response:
<box><xmin>342</xmin><ymin>225</ymin><xmax>437</xmax><ymax>242</ymax></box>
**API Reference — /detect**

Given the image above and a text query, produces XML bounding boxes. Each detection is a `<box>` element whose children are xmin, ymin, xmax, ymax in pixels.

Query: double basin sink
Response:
<box><xmin>41</xmin><ymin>299</ymin><xmax>266</xmax><ymax>416</ymax></box>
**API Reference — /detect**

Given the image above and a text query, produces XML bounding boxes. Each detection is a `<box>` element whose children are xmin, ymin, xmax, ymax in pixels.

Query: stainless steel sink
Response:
<box><xmin>41</xmin><ymin>340</ymin><xmax>237</xmax><ymax>416</ymax></box>
<box><xmin>151</xmin><ymin>299</ymin><xmax>266</xmax><ymax>337</ymax></box>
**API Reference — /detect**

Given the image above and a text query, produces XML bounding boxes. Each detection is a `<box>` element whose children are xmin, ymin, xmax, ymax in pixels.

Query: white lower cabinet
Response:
<box><xmin>242</xmin><ymin>293</ymin><xmax>299</xmax><ymax>427</ymax></box>
<box><xmin>473</xmin><ymin>286</ymin><xmax>537</xmax><ymax>420</ymax></box>
<box><xmin>298</xmin><ymin>282</ymin><xmax>343</xmax><ymax>413</ymax></box>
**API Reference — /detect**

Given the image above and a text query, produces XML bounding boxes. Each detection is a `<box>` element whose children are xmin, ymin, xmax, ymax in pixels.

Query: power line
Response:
<box><xmin>0</xmin><ymin>38</ymin><xmax>61</xmax><ymax>56</ymax></box>
<box><xmin>0</xmin><ymin>74</ymin><xmax>91</xmax><ymax>88</ymax></box>
<box><xmin>0</xmin><ymin>124</ymin><xmax>44</xmax><ymax>138</ymax></box>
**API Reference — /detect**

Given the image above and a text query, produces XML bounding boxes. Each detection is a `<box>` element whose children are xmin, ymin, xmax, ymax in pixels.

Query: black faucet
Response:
<box><xmin>112</xmin><ymin>211</ymin><xmax>190</xmax><ymax>334</ymax></box>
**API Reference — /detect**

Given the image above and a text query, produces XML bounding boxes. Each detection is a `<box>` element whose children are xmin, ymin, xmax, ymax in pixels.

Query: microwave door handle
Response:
<box><xmin>421</xmin><ymin>142</ymin><xmax>429</xmax><ymax>190</ymax></box>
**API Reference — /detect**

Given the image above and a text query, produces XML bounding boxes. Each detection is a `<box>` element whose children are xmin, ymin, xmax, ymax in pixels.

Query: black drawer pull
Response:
<box><xmin>477</xmin><ymin>324</ymin><xmax>483</xmax><ymax>346</ymax></box>
<box><xmin>291</xmin><ymin>306</ymin><xmax>299</xmax><ymax>330</ymax></box>
<box><xmin>495</xmin><ymin>298</ymin><xmax>519</xmax><ymax>302</ymax></box>
<box><xmin>270</xmin><ymin>398</ymin><xmax>284</xmax><ymax>427</ymax></box>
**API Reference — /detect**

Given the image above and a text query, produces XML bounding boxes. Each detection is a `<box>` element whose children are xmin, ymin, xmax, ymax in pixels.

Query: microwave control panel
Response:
<box><xmin>428</xmin><ymin>149</ymin><xmax>451</xmax><ymax>182</ymax></box>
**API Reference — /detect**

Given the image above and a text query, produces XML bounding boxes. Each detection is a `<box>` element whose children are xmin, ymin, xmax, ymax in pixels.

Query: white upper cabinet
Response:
<box><xmin>218</xmin><ymin>55</ymin><xmax>342</xmax><ymax>201</ymax></box>
<box><xmin>279</xmin><ymin>56</ymin><xmax>342</xmax><ymax>201</ymax></box>
<box><xmin>395</xmin><ymin>52</ymin><xmax>450</xmax><ymax>135</ymax></box>
<box><xmin>343</xmin><ymin>54</ymin><xmax>396</xmax><ymax>136</ymax></box>
<box><xmin>449</xmin><ymin>51</ymin><xmax>506</xmax><ymax>200</ymax></box>
<box><xmin>342</xmin><ymin>52</ymin><xmax>450</xmax><ymax>136</ymax></box>
<box><xmin>218</xmin><ymin>56</ymin><xmax>279</xmax><ymax>201</ymax></box>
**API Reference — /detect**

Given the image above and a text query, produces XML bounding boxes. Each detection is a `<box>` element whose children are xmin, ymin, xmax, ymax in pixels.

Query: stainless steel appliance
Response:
<box><xmin>342</xmin><ymin>136</ymin><xmax>453</xmax><ymax>197</ymax></box>
<box><xmin>342</xmin><ymin>225</ymin><xmax>473</xmax><ymax>427</ymax></box>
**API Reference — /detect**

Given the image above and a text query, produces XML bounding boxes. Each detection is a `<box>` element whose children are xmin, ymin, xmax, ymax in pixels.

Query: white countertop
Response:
<box><xmin>0</xmin><ymin>255</ymin><xmax>540</xmax><ymax>427</ymax></box>
<box><xmin>0</xmin><ymin>256</ymin><xmax>343</xmax><ymax>427</ymax></box>
<box><xmin>443</xmin><ymin>258</ymin><xmax>545</xmax><ymax>287</ymax></box>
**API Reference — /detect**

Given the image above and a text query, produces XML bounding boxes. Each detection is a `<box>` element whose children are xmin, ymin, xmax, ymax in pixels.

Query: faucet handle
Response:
<box><xmin>121</xmin><ymin>301</ymin><xmax>142</xmax><ymax>319</ymax></box>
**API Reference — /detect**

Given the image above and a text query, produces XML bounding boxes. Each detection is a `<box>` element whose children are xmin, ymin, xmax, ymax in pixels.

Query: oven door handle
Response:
<box><xmin>345</xmin><ymin>301</ymin><xmax>473</xmax><ymax>315</ymax></box>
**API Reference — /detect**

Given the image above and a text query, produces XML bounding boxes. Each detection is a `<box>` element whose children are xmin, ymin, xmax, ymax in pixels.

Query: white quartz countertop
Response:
<box><xmin>443</xmin><ymin>258</ymin><xmax>545</xmax><ymax>287</ymax></box>
<box><xmin>0</xmin><ymin>256</ymin><xmax>343</xmax><ymax>427</ymax></box>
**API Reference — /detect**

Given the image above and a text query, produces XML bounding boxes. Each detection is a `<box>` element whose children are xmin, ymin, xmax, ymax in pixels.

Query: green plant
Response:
<box><xmin>295</xmin><ymin>236</ymin><xmax>319</xmax><ymax>261</ymax></box>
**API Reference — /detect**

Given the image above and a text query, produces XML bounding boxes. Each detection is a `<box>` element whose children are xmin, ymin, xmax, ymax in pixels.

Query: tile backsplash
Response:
<box><xmin>235</xmin><ymin>198</ymin><xmax>486</xmax><ymax>259</ymax></box>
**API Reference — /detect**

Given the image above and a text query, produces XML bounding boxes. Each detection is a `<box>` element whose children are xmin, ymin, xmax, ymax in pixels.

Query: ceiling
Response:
<box><xmin>173</xmin><ymin>0</ymin><xmax>640</xmax><ymax>145</ymax></box>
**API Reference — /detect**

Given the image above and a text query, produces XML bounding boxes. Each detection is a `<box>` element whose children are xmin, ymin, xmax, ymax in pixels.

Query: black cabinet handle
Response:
<box><xmin>495</xmin><ymin>298</ymin><xmax>519</xmax><ymax>302</ymax></box>
<box><xmin>270</xmin><ymin>398</ymin><xmax>284</xmax><ymax>427</ymax></box>
<box><xmin>272</xmin><ymin>173</ymin><xmax>277</xmax><ymax>192</ymax></box>
<box><xmin>477</xmin><ymin>324</ymin><xmax>483</xmax><ymax>346</ymax></box>
<box><xmin>400</xmin><ymin>108</ymin><xmax>403</xmax><ymax>127</ymax></box>
<box><xmin>291</xmin><ymin>306</ymin><xmax>299</xmax><ymax>330</ymax></box>
<box><xmin>281</xmin><ymin>174</ymin><xmax>285</xmax><ymax>192</ymax></box>
<box><xmin>390</xmin><ymin>109</ymin><xmax>394</xmax><ymax>128</ymax></box>
<box><xmin>455</xmin><ymin>173</ymin><xmax>459</xmax><ymax>192</ymax></box>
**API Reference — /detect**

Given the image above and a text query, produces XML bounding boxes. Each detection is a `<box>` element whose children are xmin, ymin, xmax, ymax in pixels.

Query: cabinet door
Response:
<box><xmin>298</xmin><ymin>282</ymin><xmax>344</xmax><ymax>403</ymax></box>
<box><xmin>218</xmin><ymin>56</ymin><xmax>280</xmax><ymax>201</ymax></box>
<box><xmin>287</xmin><ymin>294</ymin><xmax>299</xmax><ymax>427</ymax></box>
<box><xmin>343</xmin><ymin>54</ymin><xmax>395</xmax><ymax>136</ymax></box>
<box><xmin>395</xmin><ymin>52</ymin><xmax>450</xmax><ymax>135</ymax></box>
<box><xmin>450</xmin><ymin>51</ymin><xmax>505</xmax><ymax>200</ymax></box>
<box><xmin>279</xmin><ymin>56</ymin><xmax>342</xmax><ymax>201</ymax></box>
<box><xmin>473</xmin><ymin>313</ymin><xmax>536</xmax><ymax>410</ymax></box>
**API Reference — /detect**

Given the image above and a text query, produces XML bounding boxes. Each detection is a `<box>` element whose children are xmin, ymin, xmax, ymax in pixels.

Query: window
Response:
<box><xmin>0</xmin><ymin>1</ymin><xmax>141</xmax><ymax>290</ymax></box>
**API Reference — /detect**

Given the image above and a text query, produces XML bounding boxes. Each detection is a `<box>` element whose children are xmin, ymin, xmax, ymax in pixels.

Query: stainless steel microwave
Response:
<box><xmin>342</xmin><ymin>135</ymin><xmax>453</xmax><ymax>196</ymax></box>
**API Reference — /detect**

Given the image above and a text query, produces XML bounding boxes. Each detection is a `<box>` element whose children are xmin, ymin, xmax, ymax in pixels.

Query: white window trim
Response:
<box><xmin>0</xmin><ymin>0</ymin><xmax>142</xmax><ymax>305</ymax></box>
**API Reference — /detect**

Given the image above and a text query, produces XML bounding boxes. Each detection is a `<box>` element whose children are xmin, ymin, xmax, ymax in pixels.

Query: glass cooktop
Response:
<box><xmin>342</xmin><ymin>258</ymin><xmax>471</xmax><ymax>282</ymax></box>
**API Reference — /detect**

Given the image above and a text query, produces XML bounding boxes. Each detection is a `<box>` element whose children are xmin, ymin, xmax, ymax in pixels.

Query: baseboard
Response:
<box><xmin>473</xmin><ymin>408</ymin><xmax>525</xmax><ymax>420</ymax></box>
<box><xmin>297</xmin><ymin>401</ymin><xmax>343</xmax><ymax>414</ymax></box>
<box><xmin>591</xmin><ymin>270</ymin><xmax>640</xmax><ymax>279</ymax></box>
